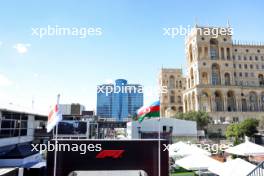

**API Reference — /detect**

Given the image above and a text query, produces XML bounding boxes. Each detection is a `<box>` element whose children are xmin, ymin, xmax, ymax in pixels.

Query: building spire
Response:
<box><xmin>195</xmin><ymin>17</ymin><xmax>199</xmax><ymax>27</ymax></box>
<box><xmin>227</xmin><ymin>18</ymin><xmax>231</xmax><ymax>28</ymax></box>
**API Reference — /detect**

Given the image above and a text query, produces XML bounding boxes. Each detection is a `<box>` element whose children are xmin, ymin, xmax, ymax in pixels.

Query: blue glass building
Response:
<box><xmin>97</xmin><ymin>79</ymin><xmax>143</xmax><ymax>121</ymax></box>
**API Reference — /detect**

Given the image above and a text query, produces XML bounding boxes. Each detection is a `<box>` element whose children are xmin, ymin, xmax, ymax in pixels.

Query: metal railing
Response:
<box><xmin>247</xmin><ymin>161</ymin><xmax>264</xmax><ymax>176</ymax></box>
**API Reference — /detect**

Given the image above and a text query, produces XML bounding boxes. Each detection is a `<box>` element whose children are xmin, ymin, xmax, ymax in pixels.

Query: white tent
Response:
<box><xmin>175</xmin><ymin>154</ymin><xmax>221</xmax><ymax>170</ymax></box>
<box><xmin>225</xmin><ymin>141</ymin><xmax>264</xmax><ymax>156</ymax></box>
<box><xmin>175</xmin><ymin>144</ymin><xmax>211</xmax><ymax>157</ymax></box>
<box><xmin>169</xmin><ymin>141</ymin><xmax>190</xmax><ymax>157</ymax></box>
<box><xmin>209</xmin><ymin>158</ymin><xmax>257</xmax><ymax>176</ymax></box>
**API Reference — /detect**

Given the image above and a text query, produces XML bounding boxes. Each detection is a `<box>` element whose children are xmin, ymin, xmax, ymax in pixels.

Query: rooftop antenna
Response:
<box><xmin>32</xmin><ymin>96</ymin><xmax>35</xmax><ymax>109</ymax></box>
<box><xmin>195</xmin><ymin>17</ymin><xmax>199</xmax><ymax>27</ymax></box>
<box><xmin>227</xmin><ymin>18</ymin><xmax>231</xmax><ymax>28</ymax></box>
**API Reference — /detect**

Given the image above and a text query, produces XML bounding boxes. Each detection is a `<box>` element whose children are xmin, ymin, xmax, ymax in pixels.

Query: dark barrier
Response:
<box><xmin>47</xmin><ymin>139</ymin><xmax>169</xmax><ymax>176</ymax></box>
<box><xmin>23</xmin><ymin>168</ymin><xmax>46</xmax><ymax>176</ymax></box>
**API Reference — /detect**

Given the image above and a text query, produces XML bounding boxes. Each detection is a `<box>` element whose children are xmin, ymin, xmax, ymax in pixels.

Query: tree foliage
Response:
<box><xmin>226</xmin><ymin>118</ymin><xmax>259</xmax><ymax>142</ymax></box>
<box><xmin>174</xmin><ymin>111</ymin><xmax>210</xmax><ymax>130</ymax></box>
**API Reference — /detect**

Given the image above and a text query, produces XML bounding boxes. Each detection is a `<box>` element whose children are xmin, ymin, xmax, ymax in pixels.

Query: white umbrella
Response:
<box><xmin>209</xmin><ymin>158</ymin><xmax>257</xmax><ymax>176</ymax></box>
<box><xmin>175</xmin><ymin>144</ymin><xmax>211</xmax><ymax>157</ymax></box>
<box><xmin>175</xmin><ymin>154</ymin><xmax>221</xmax><ymax>170</ymax></box>
<box><xmin>225</xmin><ymin>141</ymin><xmax>264</xmax><ymax>156</ymax></box>
<box><xmin>169</xmin><ymin>141</ymin><xmax>190</xmax><ymax>157</ymax></box>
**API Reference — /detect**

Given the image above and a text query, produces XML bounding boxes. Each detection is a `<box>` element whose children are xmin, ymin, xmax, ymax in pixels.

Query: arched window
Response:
<box><xmin>170</xmin><ymin>96</ymin><xmax>175</xmax><ymax>103</ymax></box>
<box><xmin>212</xmin><ymin>64</ymin><xmax>221</xmax><ymax>85</ymax></box>
<box><xmin>189</xmin><ymin>44</ymin><xmax>193</xmax><ymax>62</ymax></box>
<box><xmin>226</xmin><ymin>48</ymin><xmax>231</xmax><ymax>60</ymax></box>
<box><xmin>242</xmin><ymin>98</ymin><xmax>247</xmax><ymax>112</ymax></box>
<box><xmin>221</xmin><ymin>47</ymin><xmax>225</xmax><ymax>60</ymax></box>
<box><xmin>202</xmin><ymin>72</ymin><xmax>208</xmax><ymax>84</ymax></box>
<box><xmin>227</xmin><ymin>91</ymin><xmax>236</xmax><ymax>112</ymax></box>
<box><xmin>177</xmin><ymin>96</ymin><xmax>182</xmax><ymax>104</ymax></box>
<box><xmin>178</xmin><ymin>106</ymin><xmax>183</xmax><ymax>112</ymax></box>
<box><xmin>261</xmin><ymin>93</ymin><xmax>264</xmax><ymax>111</ymax></box>
<box><xmin>168</xmin><ymin>75</ymin><xmax>175</xmax><ymax>89</ymax></box>
<box><xmin>224</xmin><ymin>73</ymin><xmax>231</xmax><ymax>85</ymax></box>
<box><xmin>210</xmin><ymin>39</ymin><xmax>219</xmax><ymax>60</ymax></box>
<box><xmin>170</xmin><ymin>90</ymin><xmax>175</xmax><ymax>104</ymax></box>
<box><xmin>179</xmin><ymin>80</ymin><xmax>182</xmax><ymax>88</ymax></box>
<box><xmin>249</xmin><ymin>92</ymin><xmax>258</xmax><ymax>111</ymax></box>
<box><xmin>201</xmin><ymin>92</ymin><xmax>210</xmax><ymax>112</ymax></box>
<box><xmin>190</xmin><ymin>68</ymin><xmax>194</xmax><ymax>87</ymax></box>
<box><xmin>215</xmin><ymin>91</ymin><xmax>223</xmax><ymax>111</ymax></box>
<box><xmin>259</xmin><ymin>74</ymin><xmax>264</xmax><ymax>86</ymax></box>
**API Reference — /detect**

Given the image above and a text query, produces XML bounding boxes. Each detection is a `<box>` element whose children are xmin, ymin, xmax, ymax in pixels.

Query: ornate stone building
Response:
<box><xmin>159</xmin><ymin>68</ymin><xmax>186</xmax><ymax>117</ymax></box>
<box><xmin>183</xmin><ymin>25</ymin><xmax>264</xmax><ymax>123</ymax></box>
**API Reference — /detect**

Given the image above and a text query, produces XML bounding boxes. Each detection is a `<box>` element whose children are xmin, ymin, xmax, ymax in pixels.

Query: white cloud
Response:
<box><xmin>0</xmin><ymin>74</ymin><xmax>12</xmax><ymax>87</ymax></box>
<box><xmin>13</xmin><ymin>43</ymin><xmax>31</xmax><ymax>54</ymax></box>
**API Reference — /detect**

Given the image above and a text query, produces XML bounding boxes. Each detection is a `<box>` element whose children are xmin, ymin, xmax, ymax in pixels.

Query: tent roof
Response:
<box><xmin>169</xmin><ymin>141</ymin><xmax>190</xmax><ymax>157</ymax></box>
<box><xmin>0</xmin><ymin>102</ymin><xmax>46</xmax><ymax>116</ymax></box>
<box><xmin>209</xmin><ymin>158</ymin><xmax>257</xmax><ymax>176</ymax></box>
<box><xmin>174</xmin><ymin>144</ymin><xmax>211</xmax><ymax>157</ymax></box>
<box><xmin>175</xmin><ymin>154</ymin><xmax>221</xmax><ymax>170</ymax></box>
<box><xmin>225</xmin><ymin>141</ymin><xmax>264</xmax><ymax>156</ymax></box>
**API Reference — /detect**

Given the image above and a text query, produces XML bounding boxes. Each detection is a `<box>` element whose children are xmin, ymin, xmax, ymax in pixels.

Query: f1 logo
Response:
<box><xmin>96</xmin><ymin>150</ymin><xmax>124</xmax><ymax>159</ymax></box>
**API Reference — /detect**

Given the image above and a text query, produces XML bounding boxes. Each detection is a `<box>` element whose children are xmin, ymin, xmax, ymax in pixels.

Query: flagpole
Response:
<box><xmin>158</xmin><ymin>117</ymin><xmax>161</xmax><ymax>176</ymax></box>
<box><xmin>53</xmin><ymin>94</ymin><xmax>60</xmax><ymax>176</ymax></box>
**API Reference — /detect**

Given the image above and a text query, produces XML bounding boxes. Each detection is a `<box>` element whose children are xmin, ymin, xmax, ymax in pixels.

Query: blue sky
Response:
<box><xmin>0</xmin><ymin>0</ymin><xmax>263</xmax><ymax>112</ymax></box>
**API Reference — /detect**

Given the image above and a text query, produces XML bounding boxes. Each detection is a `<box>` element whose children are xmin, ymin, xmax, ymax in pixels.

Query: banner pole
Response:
<box><xmin>158</xmin><ymin>117</ymin><xmax>161</xmax><ymax>176</ymax></box>
<box><xmin>53</xmin><ymin>94</ymin><xmax>60</xmax><ymax>176</ymax></box>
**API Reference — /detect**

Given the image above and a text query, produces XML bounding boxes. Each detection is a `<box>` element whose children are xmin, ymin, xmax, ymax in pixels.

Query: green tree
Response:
<box><xmin>226</xmin><ymin>118</ymin><xmax>259</xmax><ymax>144</ymax></box>
<box><xmin>174</xmin><ymin>111</ymin><xmax>210</xmax><ymax>130</ymax></box>
<box><xmin>240</xmin><ymin>118</ymin><xmax>259</xmax><ymax>137</ymax></box>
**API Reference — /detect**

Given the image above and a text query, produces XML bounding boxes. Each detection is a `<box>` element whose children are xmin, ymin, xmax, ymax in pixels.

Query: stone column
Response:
<box><xmin>211</xmin><ymin>96</ymin><xmax>215</xmax><ymax>112</ymax></box>
<box><xmin>223</xmin><ymin>95</ymin><xmax>227</xmax><ymax>111</ymax></box>
<box><xmin>195</xmin><ymin>94</ymin><xmax>200</xmax><ymax>111</ymax></box>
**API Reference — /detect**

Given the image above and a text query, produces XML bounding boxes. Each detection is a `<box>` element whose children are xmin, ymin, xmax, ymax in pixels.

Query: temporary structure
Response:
<box><xmin>209</xmin><ymin>158</ymin><xmax>257</xmax><ymax>176</ymax></box>
<box><xmin>175</xmin><ymin>154</ymin><xmax>221</xmax><ymax>170</ymax></box>
<box><xmin>169</xmin><ymin>141</ymin><xmax>190</xmax><ymax>157</ymax></box>
<box><xmin>225</xmin><ymin>141</ymin><xmax>264</xmax><ymax>156</ymax></box>
<box><xmin>175</xmin><ymin>144</ymin><xmax>211</xmax><ymax>157</ymax></box>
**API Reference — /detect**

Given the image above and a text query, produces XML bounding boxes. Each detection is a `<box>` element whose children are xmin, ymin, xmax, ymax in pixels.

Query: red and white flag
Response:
<box><xmin>47</xmin><ymin>94</ymin><xmax>62</xmax><ymax>133</ymax></box>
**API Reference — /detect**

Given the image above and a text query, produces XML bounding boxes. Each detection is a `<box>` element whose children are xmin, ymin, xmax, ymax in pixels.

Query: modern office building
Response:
<box><xmin>97</xmin><ymin>79</ymin><xmax>143</xmax><ymax>121</ymax></box>
<box><xmin>159</xmin><ymin>68</ymin><xmax>186</xmax><ymax>117</ymax></box>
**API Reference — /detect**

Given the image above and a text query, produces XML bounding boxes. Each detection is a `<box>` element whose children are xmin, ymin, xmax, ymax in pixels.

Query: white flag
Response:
<box><xmin>47</xmin><ymin>95</ymin><xmax>62</xmax><ymax>133</ymax></box>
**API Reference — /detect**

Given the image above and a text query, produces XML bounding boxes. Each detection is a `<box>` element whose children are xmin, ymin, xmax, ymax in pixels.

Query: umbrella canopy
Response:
<box><xmin>169</xmin><ymin>141</ymin><xmax>190</xmax><ymax>157</ymax></box>
<box><xmin>225</xmin><ymin>141</ymin><xmax>264</xmax><ymax>156</ymax></box>
<box><xmin>209</xmin><ymin>158</ymin><xmax>257</xmax><ymax>176</ymax></box>
<box><xmin>175</xmin><ymin>144</ymin><xmax>211</xmax><ymax>157</ymax></box>
<box><xmin>175</xmin><ymin>154</ymin><xmax>221</xmax><ymax>170</ymax></box>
